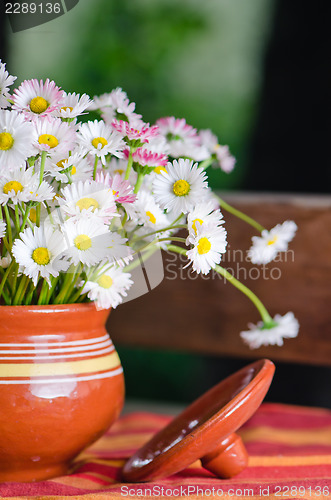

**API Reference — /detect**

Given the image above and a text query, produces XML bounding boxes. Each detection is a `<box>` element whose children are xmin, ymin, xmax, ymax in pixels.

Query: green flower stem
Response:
<box><xmin>24</xmin><ymin>281</ymin><xmax>36</xmax><ymax>305</ymax></box>
<box><xmin>46</xmin><ymin>275</ymin><xmax>60</xmax><ymax>303</ymax></box>
<box><xmin>12</xmin><ymin>275</ymin><xmax>30</xmax><ymax>305</ymax></box>
<box><xmin>217</xmin><ymin>196</ymin><xmax>265</xmax><ymax>233</ymax></box>
<box><xmin>39</xmin><ymin>151</ymin><xmax>47</xmax><ymax>186</ymax></box>
<box><xmin>124</xmin><ymin>147</ymin><xmax>134</xmax><ymax>180</ymax></box>
<box><xmin>134</xmin><ymin>173</ymin><xmax>144</xmax><ymax>194</ymax></box>
<box><xmin>14</xmin><ymin>205</ymin><xmax>20</xmax><ymax>233</ymax></box>
<box><xmin>93</xmin><ymin>156</ymin><xmax>98</xmax><ymax>181</ymax></box>
<box><xmin>199</xmin><ymin>157</ymin><xmax>214</xmax><ymax>170</ymax></box>
<box><xmin>63</xmin><ymin>266</ymin><xmax>83</xmax><ymax>303</ymax></box>
<box><xmin>0</xmin><ymin>255</ymin><xmax>15</xmax><ymax>299</ymax></box>
<box><xmin>53</xmin><ymin>272</ymin><xmax>74</xmax><ymax>304</ymax></box>
<box><xmin>132</xmin><ymin>224</ymin><xmax>186</xmax><ymax>243</ymax></box>
<box><xmin>166</xmin><ymin>244</ymin><xmax>273</xmax><ymax>326</ymax></box>
<box><xmin>3</xmin><ymin>205</ymin><xmax>12</xmax><ymax>247</ymax></box>
<box><xmin>38</xmin><ymin>279</ymin><xmax>50</xmax><ymax>305</ymax></box>
<box><xmin>20</xmin><ymin>204</ymin><xmax>32</xmax><ymax>232</ymax></box>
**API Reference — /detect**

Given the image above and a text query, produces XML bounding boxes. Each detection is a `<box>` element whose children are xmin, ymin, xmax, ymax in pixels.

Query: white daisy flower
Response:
<box><xmin>0</xmin><ymin>166</ymin><xmax>54</xmax><ymax>205</ymax></box>
<box><xmin>61</xmin><ymin>218</ymin><xmax>117</xmax><ymax>267</ymax></box>
<box><xmin>94</xmin><ymin>88</ymin><xmax>142</xmax><ymax>125</ymax></box>
<box><xmin>186</xmin><ymin>222</ymin><xmax>227</xmax><ymax>275</ymax></box>
<box><xmin>12</xmin><ymin>78</ymin><xmax>64</xmax><ymax>119</ymax></box>
<box><xmin>248</xmin><ymin>221</ymin><xmax>297</xmax><ymax>265</ymax></box>
<box><xmin>81</xmin><ymin>265</ymin><xmax>133</xmax><ymax>310</ymax></box>
<box><xmin>240</xmin><ymin>312</ymin><xmax>299</xmax><ymax>349</ymax></box>
<box><xmin>33</xmin><ymin>116</ymin><xmax>77</xmax><ymax>158</ymax></box>
<box><xmin>60</xmin><ymin>180</ymin><xmax>118</xmax><ymax>222</ymax></box>
<box><xmin>0</xmin><ymin>61</ymin><xmax>17</xmax><ymax>109</ymax></box>
<box><xmin>0</xmin><ymin>220</ymin><xmax>6</xmax><ymax>239</ymax></box>
<box><xmin>0</xmin><ymin>110</ymin><xmax>36</xmax><ymax>171</ymax></box>
<box><xmin>187</xmin><ymin>201</ymin><xmax>225</xmax><ymax>236</ymax></box>
<box><xmin>77</xmin><ymin>120</ymin><xmax>125</xmax><ymax>165</ymax></box>
<box><xmin>107</xmin><ymin>231</ymin><xmax>133</xmax><ymax>267</ymax></box>
<box><xmin>153</xmin><ymin>158</ymin><xmax>208</xmax><ymax>215</ymax></box>
<box><xmin>46</xmin><ymin>151</ymin><xmax>93</xmax><ymax>183</ymax></box>
<box><xmin>133</xmin><ymin>190</ymin><xmax>170</xmax><ymax>231</ymax></box>
<box><xmin>12</xmin><ymin>225</ymin><xmax>70</xmax><ymax>286</ymax></box>
<box><xmin>54</xmin><ymin>92</ymin><xmax>92</xmax><ymax>119</ymax></box>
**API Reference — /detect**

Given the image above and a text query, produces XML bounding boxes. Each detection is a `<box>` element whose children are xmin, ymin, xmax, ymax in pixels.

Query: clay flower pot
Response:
<box><xmin>0</xmin><ymin>303</ymin><xmax>124</xmax><ymax>482</ymax></box>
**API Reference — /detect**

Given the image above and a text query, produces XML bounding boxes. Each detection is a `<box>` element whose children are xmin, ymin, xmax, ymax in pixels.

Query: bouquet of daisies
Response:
<box><xmin>0</xmin><ymin>60</ymin><xmax>299</xmax><ymax>348</ymax></box>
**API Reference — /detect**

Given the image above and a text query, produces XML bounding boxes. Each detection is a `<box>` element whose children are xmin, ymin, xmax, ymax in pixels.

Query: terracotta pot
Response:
<box><xmin>0</xmin><ymin>303</ymin><xmax>124</xmax><ymax>482</ymax></box>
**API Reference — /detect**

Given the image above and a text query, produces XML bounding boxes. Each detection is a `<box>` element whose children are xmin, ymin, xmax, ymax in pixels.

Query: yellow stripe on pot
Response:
<box><xmin>0</xmin><ymin>352</ymin><xmax>121</xmax><ymax>378</ymax></box>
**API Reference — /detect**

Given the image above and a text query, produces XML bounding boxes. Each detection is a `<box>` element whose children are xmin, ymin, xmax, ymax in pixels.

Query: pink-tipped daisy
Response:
<box><xmin>77</xmin><ymin>120</ymin><xmax>125</xmax><ymax>165</ymax></box>
<box><xmin>0</xmin><ymin>60</ymin><xmax>17</xmax><ymax>109</ymax></box>
<box><xmin>96</xmin><ymin>172</ymin><xmax>136</xmax><ymax>204</ymax></box>
<box><xmin>54</xmin><ymin>92</ymin><xmax>93</xmax><ymax>119</ymax></box>
<box><xmin>33</xmin><ymin>116</ymin><xmax>77</xmax><ymax>158</ymax></box>
<box><xmin>111</xmin><ymin>119</ymin><xmax>159</xmax><ymax>145</ymax></box>
<box><xmin>130</xmin><ymin>148</ymin><xmax>168</xmax><ymax>168</ymax></box>
<box><xmin>12</xmin><ymin>78</ymin><xmax>64</xmax><ymax>118</ymax></box>
<box><xmin>156</xmin><ymin>116</ymin><xmax>200</xmax><ymax>158</ymax></box>
<box><xmin>199</xmin><ymin>129</ymin><xmax>236</xmax><ymax>173</ymax></box>
<box><xmin>0</xmin><ymin>110</ymin><xmax>36</xmax><ymax>170</ymax></box>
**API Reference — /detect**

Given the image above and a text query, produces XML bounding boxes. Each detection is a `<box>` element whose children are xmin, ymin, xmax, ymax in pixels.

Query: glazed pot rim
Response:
<box><xmin>0</xmin><ymin>303</ymin><xmax>110</xmax><ymax>313</ymax></box>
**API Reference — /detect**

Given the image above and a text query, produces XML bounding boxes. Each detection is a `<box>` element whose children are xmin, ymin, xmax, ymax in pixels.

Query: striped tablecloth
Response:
<box><xmin>1</xmin><ymin>403</ymin><xmax>331</xmax><ymax>499</ymax></box>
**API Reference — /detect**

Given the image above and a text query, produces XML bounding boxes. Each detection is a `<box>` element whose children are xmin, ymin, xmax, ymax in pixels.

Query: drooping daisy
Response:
<box><xmin>0</xmin><ymin>110</ymin><xmax>36</xmax><ymax>170</ymax></box>
<box><xmin>186</xmin><ymin>222</ymin><xmax>227</xmax><ymax>275</ymax></box>
<box><xmin>0</xmin><ymin>220</ymin><xmax>6</xmax><ymax>239</ymax></box>
<box><xmin>0</xmin><ymin>60</ymin><xmax>17</xmax><ymax>109</ymax></box>
<box><xmin>81</xmin><ymin>265</ymin><xmax>133</xmax><ymax>310</ymax></box>
<box><xmin>111</xmin><ymin>119</ymin><xmax>159</xmax><ymax>145</ymax></box>
<box><xmin>12</xmin><ymin>225</ymin><xmax>70</xmax><ymax>286</ymax></box>
<box><xmin>248</xmin><ymin>221</ymin><xmax>297</xmax><ymax>265</ymax></box>
<box><xmin>153</xmin><ymin>158</ymin><xmax>208</xmax><ymax>214</ymax></box>
<box><xmin>46</xmin><ymin>151</ymin><xmax>93</xmax><ymax>183</ymax></box>
<box><xmin>107</xmin><ymin>231</ymin><xmax>133</xmax><ymax>266</ymax></box>
<box><xmin>0</xmin><ymin>166</ymin><xmax>54</xmax><ymax>205</ymax></box>
<box><xmin>12</xmin><ymin>78</ymin><xmax>64</xmax><ymax>118</ymax></box>
<box><xmin>199</xmin><ymin>129</ymin><xmax>236</xmax><ymax>173</ymax></box>
<box><xmin>60</xmin><ymin>180</ymin><xmax>118</xmax><ymax>222</ymax></box>
<box><xmin>33</xmin><ymin>116</ymin><xmax>77</xmax><ymax>158</ymax></box>
<box><xmin>96</xmin><ymin>172</ymin><xmax>136</xmax><ymax>204</ymax></box>
<box><xmin>61</xmin><ymin>218</ymin><xmax>117</xmax><ymax>267</ymax></box>
<box><xmin>240</xmin><ymin>312</ymin><xmax>299</xmax><ymax>349</ymax></box>
<box><xmin>156</xmin><ymin>116</ymin><xmax>200</xmax><ymax>158</ymax></box>
<box><xmin>187</xmin><ymin>201</ymin><xmax>225</xmax><ymax>236</ymax></box>
<box><xmin>54</xmin><ymin>92</ymin><xmax>92</xmax><ymax>119</ymax></box>
<box><xmin>77</xmin><ymin>120</ymin><xmax>125</xmax><ymax>165</ymax></box>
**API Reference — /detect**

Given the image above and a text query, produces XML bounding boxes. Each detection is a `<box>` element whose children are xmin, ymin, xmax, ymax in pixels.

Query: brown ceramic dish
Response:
<box><xmin>122</xmin><ymin>359</ymin><xmax>275</xmax><ymax>482</ymax></box>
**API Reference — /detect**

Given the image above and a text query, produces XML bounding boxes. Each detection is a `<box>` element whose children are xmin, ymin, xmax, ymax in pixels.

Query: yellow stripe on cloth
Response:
<box><xmin>240</xmin><ymin>426</ymin><xmax>331</xmax><ymax>445</ymax></box>
<box><xmin>249</xmin><ymin>454</ymin><xmax>331</xmax><ymax>466</ymax></box>
<box><xmin>0</xmin><ymin>352</ymin><xmax>121</xmax><ymax>378</ymax></box>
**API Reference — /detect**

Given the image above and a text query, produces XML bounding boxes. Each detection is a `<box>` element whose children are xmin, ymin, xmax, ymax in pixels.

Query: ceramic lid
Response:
<box><xmin>122</xmin><ymin>359</ymin><xmax>275</xmax><ymax>483</ymax></box>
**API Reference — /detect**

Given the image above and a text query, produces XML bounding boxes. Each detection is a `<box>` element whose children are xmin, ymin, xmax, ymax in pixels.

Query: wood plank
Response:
<box><xmin>107</xmin><ymin>193</ymin><xmax>331</xmax><ymax>367</ymax></box>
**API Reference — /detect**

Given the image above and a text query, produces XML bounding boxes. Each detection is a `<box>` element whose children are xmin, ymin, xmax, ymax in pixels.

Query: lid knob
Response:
<box><xmin>201</xmin><ymin>432</ymin><xmax>248</xmax><ymax>478</ymax></box>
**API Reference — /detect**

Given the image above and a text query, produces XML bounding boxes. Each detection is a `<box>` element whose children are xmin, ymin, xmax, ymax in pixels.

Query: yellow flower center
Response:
<box><xmin>97</xmin><ymin>275</ymin><xmax>113</xmax><ymax>289</ymax></box>
<box><xmin>192</xmin><ymin>218</ymin><xmax>203</xmax><ymax>234</ymax></box>
<box><xmin>112</xmin><ymin>189</ymin><xmax>119</xmax><ymax>197</ymax></box>
<box><xmin>197</xmin><ymin>237</ymin><xmax>211</xmax><ymax>255</ymax></box>
<box><xmin>30</xmin><ymin>96</ymin><xmax>49</xmax><ymax>114</ymax></box>
<box><xmin>61</xmin><ymin>106</ymin><xmax>73</xmax><ymax>112</ymax></box>
<box><xmin>146</xmin><ymin>211</ymin><xmax>156</xmax><ymax>224</ymax></box>
<box><xmin>74</xmin><ymin>234</ymin><xmax>92</xmax><ymax>251</ymax></box>
<box><xmin>173</xmin><ymin>179</ymin><xmax>190</xmax><ymax>197</ymax></box>
<box><xmin>32</xmin><ymin>247</ymin><xmax>51</xmax><ymax>265</ymax></box>
<box><xmin>39</xmin><ymin>134</ymin><xmax>59</xmax><ymax>149</ymax></box>
<box><xmin>76</xmin><ymin>197</ymin><xmax>99</xmax><ymax>212</ymax></box>
<box><xmin>154</xmin><ymin>166</ymin><xmax>167</xmax><ymax>174</ymax></box>
<box><xmin>92</xmin><ymin>137</ymin><xmax>108</xmax><ymax>149</ymax></box>
<box><xmin>56</xmin><ymin>159</ymin><xmax>66</xmax><ymax>169</ymax></box>
<box><xmin>29</xmin><ymin>208</ymin><xmax>37</xmax><ymax>223</ymax></box>
<box><xmin>3</xmin><ymin>181</ymin><xmax>23</xmax><ymax>195</ymax></box>
<box><xmin>267</xmin><ymin>236</ymin><xmax>278</xmax><ymax>246</ymax></box>
<box><xmin>114</xmin><ymin>169</ymin><xmax>124</xmax><ymax>175</ymax></box>
<box><xmin>0</xmin><ymin>132</ymin><xmax>14</xmax><ymax>151</ymax></box>
<box><xmin>71</xmin><ymin>165</ymin><xmax>77</xmax><ymax>175</ymax></box>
